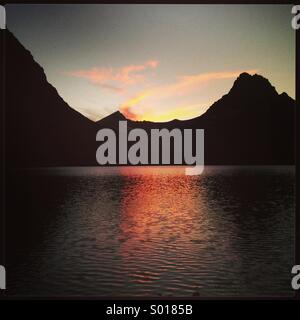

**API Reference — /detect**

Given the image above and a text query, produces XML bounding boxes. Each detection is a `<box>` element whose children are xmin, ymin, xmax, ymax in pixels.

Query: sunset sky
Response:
<box><xmin>6</xmin><ymin>4</ymin><xmax>295</xmax><ymax>121</ymax></box>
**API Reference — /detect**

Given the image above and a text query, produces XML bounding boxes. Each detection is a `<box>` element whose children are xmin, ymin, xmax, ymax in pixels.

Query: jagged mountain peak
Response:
<box><xmin>229</xmin><ymin>72</ymin><xmax>278</xmax><ymax>98</ymax></box>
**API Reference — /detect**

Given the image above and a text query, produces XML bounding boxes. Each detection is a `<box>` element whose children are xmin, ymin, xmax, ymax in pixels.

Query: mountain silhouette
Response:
<box><xmin>2</xmin><ymin>29</ymin><xmax>295</xmax><ymax>167</ymax></box>
<box><xmin>184</xmin><ymin>72</ymin><xmax>295</xmax><ymax>164</ymax></box>
<box><xmin>2</xmin><ymin>29</ymin><xmax>95</xmax><ymax>167</ymax></box>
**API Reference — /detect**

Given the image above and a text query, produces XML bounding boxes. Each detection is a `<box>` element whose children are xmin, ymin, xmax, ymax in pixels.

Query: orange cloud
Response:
<box><xmin>66</xmin><ymin>60</ymin><xmax>159</xmax><ymax>92</ymax></box>
<box><xmin>120</xmin><ymin>69</ymin><xmax>258</xmax><ymax>120</ymax></box>
<box><xmin>120</xmin><ymin>91</ymin><xmax>151</xmax><ymax>119</ymax></box>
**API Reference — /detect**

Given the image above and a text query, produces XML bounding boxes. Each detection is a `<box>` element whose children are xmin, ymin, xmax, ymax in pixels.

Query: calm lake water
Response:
<box><xmin>6</xmin><ymin>166</ymin><xmax>295</xmax><ymax>297</ymax></box>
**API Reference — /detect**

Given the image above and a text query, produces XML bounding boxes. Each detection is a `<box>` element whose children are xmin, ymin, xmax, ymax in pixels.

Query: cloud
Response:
<box><xmin>66</xmin><ymin>62</ymin><xmax>257</xmax><ymax>121</ymax></box>
<box><xmin>66</xmin><ymin>60</ymin><xmax>159</xmax><ymax>93</ymax></box>
<box><xmin>120</xmin><ymin>69</ymin><xmax>258</xmax><ymax>119</ymax></box>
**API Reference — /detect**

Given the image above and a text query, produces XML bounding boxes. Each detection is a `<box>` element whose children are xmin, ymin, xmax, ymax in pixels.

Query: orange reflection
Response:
<box><xmin>117</xmin><ymin>167</ymin><xmax>208</xmax><ymax>283</ymax></box>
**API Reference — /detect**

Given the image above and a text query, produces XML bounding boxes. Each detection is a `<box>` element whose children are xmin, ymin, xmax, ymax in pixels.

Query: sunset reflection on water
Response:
<box><xmin>118</xmin><ymin>166</ymin><xmax>212</xmax><ymax>288</ymax></box>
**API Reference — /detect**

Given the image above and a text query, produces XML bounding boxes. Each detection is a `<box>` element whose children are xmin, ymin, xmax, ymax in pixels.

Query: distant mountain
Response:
<box><xmin>2</xmin><ymin>29</ymin><xmax>295</xmax><ymax>167</ymax></box>
<box><xmin>184</xmin><ymin>72</ymin><xmax>295</xmax><ymax>164</ymax></box>
<box><xmin>95</xmin><ymin>110</ymin><xmax>129</xmax><ymax>128</ymax></box>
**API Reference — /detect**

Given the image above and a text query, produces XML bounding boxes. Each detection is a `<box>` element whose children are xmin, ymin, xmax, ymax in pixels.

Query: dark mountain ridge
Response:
<box><xmin>3</xmin><ymin>29</ymin><xmax>95</xmax><ymax>167</ymax></box>
<box><xmin>2</xmin><ymin>29</ymin><xmax>295</xmax><ymax>167</ymax></box>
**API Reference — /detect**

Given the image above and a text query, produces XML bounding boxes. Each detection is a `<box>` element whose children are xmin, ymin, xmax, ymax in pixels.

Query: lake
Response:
<box><xmin>5</xmin><ymin>166</ymin><xmax>295</xmax><ymax>297</ymax></box>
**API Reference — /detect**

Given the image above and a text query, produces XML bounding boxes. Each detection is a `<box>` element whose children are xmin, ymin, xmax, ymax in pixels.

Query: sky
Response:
<box><xmin>6</xmin><ymin>4</ymin><xmax>295</xmax><ymax>122</ymax></box>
